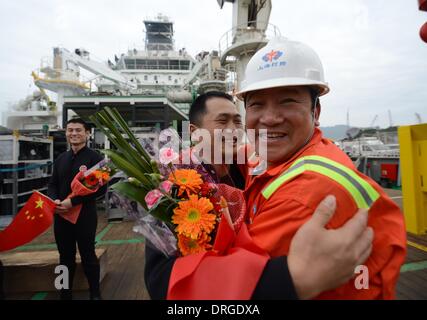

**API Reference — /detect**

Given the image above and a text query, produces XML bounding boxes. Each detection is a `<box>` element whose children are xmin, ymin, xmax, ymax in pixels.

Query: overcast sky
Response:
<box><xmin>1</xmin><ymin>0</ymin><xmax>426</xmax><ymax>128</ymax></box>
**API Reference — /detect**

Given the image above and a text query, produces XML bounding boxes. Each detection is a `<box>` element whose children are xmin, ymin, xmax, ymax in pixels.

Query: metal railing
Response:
<box><xmin>218</xmin><ymin>21</ymin><xmax>281</xmax><ymax>56</ymax></box>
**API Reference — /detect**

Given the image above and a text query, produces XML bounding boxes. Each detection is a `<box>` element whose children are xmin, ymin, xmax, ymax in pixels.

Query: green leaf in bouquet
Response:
<box><xmin>102</xmin><ymin>149</ymin><xmax>153</xmax><ymax>189</ymax></box>
<box><xmin>100</xmin><ymin>107</ymin><xmax>151</xmax><ymax>166</ymax></box>
<box><xmin>149</xmin><ymin>199</ymin><xmax>175</xmax><ymax>223</ymax></box>
<box><xmin>111</xmin><ymin>181</ymin><xmax>148</xmax><ymax>210</ymax></box>
<box><xmin>150</xmin><ymin>159</ymin><xmax>161</xmax><ymax>174</ymax></box>
<box><xmin>91</xmin><ymin>110</ymin><xmax>152</xmax><ymax>174</ymax></box>
<box><xmin>145</xmin><ymin>173</ymin><xmax>162</xmax><ymax>185</ymax></box>
<box><xmin>90</xmin><ymin>108</ymin><xmax>152</xmax><ymax>167</ymax></box>
<box><xmin>112</xmin><ymin>181</ymin><xmax>174</xmax><ymax>223</ymax></box>
<box><xmin>127</xmin><ymin>177</ymin><xmax>144</xmax><ymax>187</ymax></box>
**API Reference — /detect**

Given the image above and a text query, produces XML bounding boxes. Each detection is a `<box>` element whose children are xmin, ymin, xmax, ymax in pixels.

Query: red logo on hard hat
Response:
<box><xmin>262</xmin><ymin>50</ymin><xmax>283</xmax><ymax>62</ymax></box>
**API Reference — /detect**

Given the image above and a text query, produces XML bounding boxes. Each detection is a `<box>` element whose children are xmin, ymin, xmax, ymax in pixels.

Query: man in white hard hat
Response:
<box><xmin>237</xmin><ymin>37</ymin><xmax>406</xmax><ymax>299</ymax></box>
<box><xmin>145</xmin><ymin>91</ymin><xmax>375</xmax><ymax>300</ymax></box>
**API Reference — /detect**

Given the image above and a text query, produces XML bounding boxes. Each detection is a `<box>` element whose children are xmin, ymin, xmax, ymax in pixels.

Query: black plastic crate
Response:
<box><xmin>0</xmin><ymin>199</ymin><xmax>13</xmax><ymax>216</ymax></box>
<box><xmin>0</xmin><ymin>165</ymin><xmax>14</xmax><ymax>179</ymax></box>
<box><xmin>1</xmin><ymin>183</ymin><xmax>13</xmax><ymax>194</ymax></box>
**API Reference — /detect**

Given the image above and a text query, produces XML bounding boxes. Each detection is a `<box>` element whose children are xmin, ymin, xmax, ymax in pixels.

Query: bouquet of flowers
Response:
<box><xmin>90</xmin><ymin>107</ymin><xmax>246</xmax><ymax>256</ymax></box>
<box><xmin>60</xmin><ymin>159</ymin><xmax>113</xmax><ymax>224</ymax></box>
<box><xmin>144</xmin><ymin>164</ymin><xmax>244</xmax><ymax>256</ymax></box>
<box><xmin>81</xmin><ymin>163</ymin><xmax>112</xmax><ymax>190</ymax></box>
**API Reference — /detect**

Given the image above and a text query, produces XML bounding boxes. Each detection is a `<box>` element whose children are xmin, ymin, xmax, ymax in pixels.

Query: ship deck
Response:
<box><xmin>2</xmin><ymin>188</ymin><xmax>427</xmax><ymax>300</ymax></box>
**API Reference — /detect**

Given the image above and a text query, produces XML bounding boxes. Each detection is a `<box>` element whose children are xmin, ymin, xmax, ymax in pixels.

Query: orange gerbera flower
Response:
<box><xmin>94</xmin><ymin>170</ymin><xmax>110</xmax><ymax>182</ymax></box>
<box><xmin>102</xmin><ymin>172</ymin><xmax>110</xmax><ymax>181</ymax></box>
<box><xmin>172</xmin><ymin>194</ymin><xmax>216</xmax><ymax>239</ymax></box>
<box><xmin>169</xmin><ymin>169</ymin><xmax>203</xmax><ymax>196</ymax></box>
<box><xmin>177</xmin><ymin>233</ymin><xmax>212</xmax><ymax>256</ymax></box>
<box><xmin>84</xmin><ymin>173</ymin><xmax>98</xmax><ymax>187</ymax></box>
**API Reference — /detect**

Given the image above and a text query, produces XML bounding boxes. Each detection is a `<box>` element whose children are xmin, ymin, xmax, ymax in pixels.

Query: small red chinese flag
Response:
<box><xmin>0</xmin><ymin>191</ymin><xmax>55</xmax><ymax>252</ymax></box>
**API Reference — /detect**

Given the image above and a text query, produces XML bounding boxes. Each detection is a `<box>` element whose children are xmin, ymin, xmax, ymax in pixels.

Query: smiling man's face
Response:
<box><xmin>191</xmin><ymin>97</ymin><xmax>243</xmax><ymax>161</ymax></box>
<box><xmin>66</xmin><ymin>122</ymin><xmax>88</xmax><ymax>146</ymax></box>
<box><xmin>245</xmin><ymin>86</ymin><xmax>319</xmax><ymax>166</ymax></box>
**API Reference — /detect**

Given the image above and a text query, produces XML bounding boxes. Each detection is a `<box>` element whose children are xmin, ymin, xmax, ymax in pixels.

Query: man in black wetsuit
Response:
<box><xmin>144</xmin><ymin>92</ymin><xmax>374</xmax><ymax>299</ymax></box>
<box><xmin>48</xmin><ymin>118</ymin><xmax>107</xmax><ymax>300</ymax></box>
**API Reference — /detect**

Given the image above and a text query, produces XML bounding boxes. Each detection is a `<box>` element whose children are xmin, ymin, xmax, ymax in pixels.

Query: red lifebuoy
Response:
<box><xmin>421</xmin><ymin>22</ymin><xmax>427</xmax><ymax>43</ymax></box>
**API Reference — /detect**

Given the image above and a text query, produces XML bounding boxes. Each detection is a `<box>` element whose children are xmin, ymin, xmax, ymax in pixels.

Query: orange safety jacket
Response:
<box><xmin>245</xmin><ymin>128</ymin><xmax>407</xmax><ymax>299</ymax></box>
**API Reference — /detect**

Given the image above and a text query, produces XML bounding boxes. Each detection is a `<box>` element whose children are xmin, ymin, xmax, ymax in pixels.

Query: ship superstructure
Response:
<box><xmin>3</xmin><ymin>14</ymin><xmax>228</xmax><ymax>133</ymax></box>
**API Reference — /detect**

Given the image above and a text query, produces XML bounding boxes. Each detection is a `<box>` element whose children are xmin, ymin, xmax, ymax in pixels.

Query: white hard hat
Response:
<box><xmin>236</xmin><ymin>37</ymin><xmax>329</xmax><ymax>100</ymax></box>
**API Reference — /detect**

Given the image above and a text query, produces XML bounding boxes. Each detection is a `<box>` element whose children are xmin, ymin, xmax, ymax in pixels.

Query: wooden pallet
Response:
<box><xmin>0</xmin><ymin>249</ymin><xmax>107</xmax><ymax>293</ymax></box>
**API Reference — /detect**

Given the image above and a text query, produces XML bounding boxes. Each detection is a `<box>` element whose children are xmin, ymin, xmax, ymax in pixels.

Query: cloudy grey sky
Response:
<box><xmin>1</xmin><ymin>0</ymin><xmax>426</xmax><ymax>128</ymax></box>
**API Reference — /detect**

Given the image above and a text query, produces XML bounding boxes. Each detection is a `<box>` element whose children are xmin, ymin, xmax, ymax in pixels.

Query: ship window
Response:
<box><xmin>169</xmin><ymin>60</ymin><xmax>179</xmax><ymax>70</ymax></box>
<box><xmin>174</xmin><ymin>79</ymin><xmax>178</xmax><ymax>84</ymax></box>
<box><xmin>144</xmin><ymin>75</ymin><xmax>148</xmax><ymax>81</ymax></box>
<box><xmin>168</xmin><ymin>76</ymin><xmax>172</xmax><ymax>81</ymax></box>
<box><xmin>125</xmin><ymin>59</ymin><xmax>136</xmax><ymax>69</ymax></box>
<box><xmin>136</xmin><ymin>59</ymin><xmax>146</xmax><ymax>69</ymax></box>
<box><xmin>179</xmin><ymin>60</ymin><xmax>190</xmax><ymax>70</ymax></box>
<box><xmin>154</xmin><ymin>75</ymin><xmax>158</xmax><ymax>81</ymax></box>
<box><xmin>147</xmin><ymin>60</ymin><xmax>158</xmax><ymax>69</ymax></box>
<box><xmin>166</xmin><ymin>60</ymin><xmax>190</xmax><ymax>70</ymax></box>
<box><xmin>130</xmin><ymin>59</ymin><xmax>191</xmax><ymax>70</ymax></box>
<box><xmin>158</xmin><ymin>60</ymin><xmax>168</xmax><ymax>69</ymax></box>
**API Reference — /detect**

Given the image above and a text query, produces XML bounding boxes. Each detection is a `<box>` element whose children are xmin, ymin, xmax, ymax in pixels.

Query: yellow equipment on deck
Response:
<box><xmin>399</xmin><ymin>123</ymin><xmax>427</xmax><ymax>235</ymax></box>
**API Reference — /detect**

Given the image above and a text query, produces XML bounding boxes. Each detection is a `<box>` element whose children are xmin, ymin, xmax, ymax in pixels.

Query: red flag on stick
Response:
<box><xmin>0</xmin><ymin>191</ymin><xmax>55</xmax><ymax>252</ymax></box>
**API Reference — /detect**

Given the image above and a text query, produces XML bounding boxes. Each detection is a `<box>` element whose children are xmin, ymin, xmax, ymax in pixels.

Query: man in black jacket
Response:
<box><xmin>144</xmin><ymin>92</ymin><xmax>373</xmax><ymax>299</ymax></box>
<box><xmin>48</xmin><ymin>118</ymin><xmax>107</xmax><ymax>300</ymax></box>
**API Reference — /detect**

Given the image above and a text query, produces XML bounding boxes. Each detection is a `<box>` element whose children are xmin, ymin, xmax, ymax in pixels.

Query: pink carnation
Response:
<box><xmin>159</xmin><ymin>180</ymin><xmax>173</xmax><ymax>193</ymax></box>
<box><xmin>159</xmin><ymin>147</ymin><xmax>179</xmax><ymax>165</ymax></box>
<box><xmin>145</xmin><ymin>189</ymin><xmax>163</xmax><ymax>209</ymax></box>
